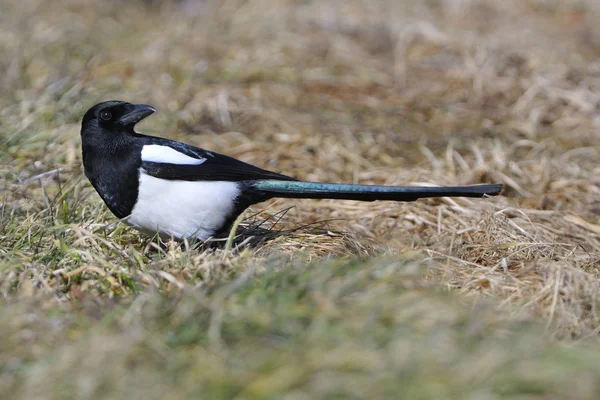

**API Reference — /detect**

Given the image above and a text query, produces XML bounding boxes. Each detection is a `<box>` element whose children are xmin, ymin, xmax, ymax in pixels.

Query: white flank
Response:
<box><xmin>141</xmin><ymin>144</ymin><xmax>206</xmax><ymax>165</ymax></box>
<box><xmin>127</xmin><ymin>170</ymin><xmax>240</xmax><ymax>240</ymax></box>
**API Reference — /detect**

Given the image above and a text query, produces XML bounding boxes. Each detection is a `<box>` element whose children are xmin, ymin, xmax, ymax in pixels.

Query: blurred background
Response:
<box><xmin>2</xmin><ymin>0</ymin><xmax>599</xmax><ymax>180</ymax></box>
<box><xmin>2</xmin><ymin>0</ymin><xmax>600</xmax><ymax>398</ymax></box>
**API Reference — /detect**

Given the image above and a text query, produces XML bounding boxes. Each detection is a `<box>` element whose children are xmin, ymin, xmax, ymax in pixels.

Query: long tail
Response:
<box><xmin>252</xmin><ymin>180</ymin><xmax>503</xmax><ymax>202</ymax></box>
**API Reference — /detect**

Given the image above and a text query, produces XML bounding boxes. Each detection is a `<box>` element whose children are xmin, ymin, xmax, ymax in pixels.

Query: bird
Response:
<box><xmin>81</xmin><ymin>100</ymin><xmax>503</xmax><ymax>241</ymax></box>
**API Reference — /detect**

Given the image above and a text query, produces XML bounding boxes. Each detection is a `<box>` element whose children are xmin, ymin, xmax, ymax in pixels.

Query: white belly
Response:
<box><xmin>127</xmin><ymin>170</ymin><xmax>241</xmax><ymax>240</ymax></box>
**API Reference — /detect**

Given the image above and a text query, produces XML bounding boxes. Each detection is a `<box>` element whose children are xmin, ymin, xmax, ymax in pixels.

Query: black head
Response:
<box><xmin>81</xmin><ymin>101</ymin><xmax>156</xmax><ymax>139</ymax></box>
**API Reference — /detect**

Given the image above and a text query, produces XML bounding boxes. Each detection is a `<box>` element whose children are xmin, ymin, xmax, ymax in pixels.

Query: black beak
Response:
<box><xmin>119</xmin><ymin>104</ymin><xmax>156</xmax><ymax>126</ymax></box>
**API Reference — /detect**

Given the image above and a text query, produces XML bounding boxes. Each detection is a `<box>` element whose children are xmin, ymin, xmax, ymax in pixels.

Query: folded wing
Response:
<box><xmin>139</xmin><ymin>142</ymin><xmax>296</xmax><ymax>182</ymax></box>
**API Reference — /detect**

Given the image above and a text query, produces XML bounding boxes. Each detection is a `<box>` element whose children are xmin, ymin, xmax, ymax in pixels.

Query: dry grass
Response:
<box><xmin>2</xmin><ymin>0</ymin><xmax>600</xmax><ymax>397</ymax></box>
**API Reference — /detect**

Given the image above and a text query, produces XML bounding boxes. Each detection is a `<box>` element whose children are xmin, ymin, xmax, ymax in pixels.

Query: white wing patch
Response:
<box><xmin>141</xmin><ymin>144</ymin><xmax>206</xmax><ymax>165</ymax></box>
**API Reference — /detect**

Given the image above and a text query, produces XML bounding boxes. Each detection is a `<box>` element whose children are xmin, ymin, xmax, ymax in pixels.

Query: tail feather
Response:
<box><xmin>252</xmin><ymin>180</ymin><xmax>503</xmax><ymax>202</ymax></box>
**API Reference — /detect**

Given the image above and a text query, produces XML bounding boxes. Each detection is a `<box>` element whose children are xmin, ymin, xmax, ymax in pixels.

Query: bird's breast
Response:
<box><xmin>83</xmin><ymin>145</ymin><xmax>142</xmax><ymax>219</ymax></box>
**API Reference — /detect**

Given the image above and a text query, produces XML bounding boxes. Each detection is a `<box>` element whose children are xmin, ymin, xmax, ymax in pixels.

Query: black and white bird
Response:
<box><xmin>81</xmin><ymin>101</ymin><xmax>503</xmax><ymax>241</ymax></box>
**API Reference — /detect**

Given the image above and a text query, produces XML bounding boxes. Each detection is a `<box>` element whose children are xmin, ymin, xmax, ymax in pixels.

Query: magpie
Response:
<box><xmin>81</xmin><ymin>101</ymin><xmax>503</xmax><ymax>241</ymax></box>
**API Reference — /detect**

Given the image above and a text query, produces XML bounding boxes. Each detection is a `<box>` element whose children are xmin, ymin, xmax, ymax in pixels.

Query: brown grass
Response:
<box><xmin>2</xmin><ymin>0</ymin><xmax>600</xmax><ymax>397</ymax></box>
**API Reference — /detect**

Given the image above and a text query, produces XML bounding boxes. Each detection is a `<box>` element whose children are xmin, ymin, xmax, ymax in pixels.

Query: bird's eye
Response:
<box><xmin>100</xmin><ymin>111</ymin><xmax>112</xmax><ymax>121</ymax></box>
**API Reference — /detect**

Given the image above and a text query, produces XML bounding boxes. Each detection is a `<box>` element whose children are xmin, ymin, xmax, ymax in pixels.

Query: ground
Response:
<box><xmin>2</xmin><ymin>0</ymin><xmax>600</xmax><ymax>398</ymax></box>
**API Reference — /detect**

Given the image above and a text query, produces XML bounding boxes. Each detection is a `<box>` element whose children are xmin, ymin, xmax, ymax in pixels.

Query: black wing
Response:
<box><xmin>138</xmin><ymin>136</ymin><xmax>296</xmax><ymax>182</ymax></box>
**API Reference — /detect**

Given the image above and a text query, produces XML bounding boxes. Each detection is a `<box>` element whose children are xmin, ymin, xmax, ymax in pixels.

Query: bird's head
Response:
<box><xmin>81</xmin><ymin>101</ymin><xmax>156</xmax><ymax>139</ymax></box>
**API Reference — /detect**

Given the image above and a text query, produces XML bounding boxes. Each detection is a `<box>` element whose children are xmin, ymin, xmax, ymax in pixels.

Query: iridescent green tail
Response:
<box><xmin>252</xmin><ymin>180</ymin><xmax>503</xmax><ymax>202</ymax></box>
